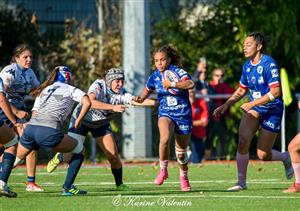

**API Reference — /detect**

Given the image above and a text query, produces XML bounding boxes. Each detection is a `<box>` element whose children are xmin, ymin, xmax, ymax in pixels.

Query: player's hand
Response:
<box><xmin>112</xmin><ymin>105</ymin><xmax>127</xmax><ymax>113</ymax></box>
<box><xmin>74</xmin><ymin>119</ymin><xmax>81</xmax><ymax>129</ymax></box>
<box><xmin>15</xmin><ymin>110</ymin><xmax>29</xmax><ymax>119</ymax></box>
<box><xmin>298</xmin><ymin>101</ymin><xmax>300</xmax><ymax>109</ymax></box>
<box><xmin>240</xmin><ymin>102</ymin><xmax>254</xmax><ymax>113</ymax></box>
<box><xmin>162</xmin><ymin>79</ymin><xmax>171</xmax><ymax>89</ymax></box>
<box><xmin>213</xmin><ymin>104</ymin><xmax>229</xmax><ymax>118</ymax></box>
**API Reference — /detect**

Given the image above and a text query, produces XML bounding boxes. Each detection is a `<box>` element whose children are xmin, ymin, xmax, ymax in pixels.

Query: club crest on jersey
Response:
<box><xmin>271</xmin><ymin>69</ymin><xmax>279</xmax><ymax>78</ymax></box>
<box><xmin>257</xmin><ymin>66</ymin><xmax>263</xmax><ymax>74</ymax></box>
<box><xmin>162</xmin><ymin>69</ymin><xmax>181</xmax><ymax>95</ymax></box>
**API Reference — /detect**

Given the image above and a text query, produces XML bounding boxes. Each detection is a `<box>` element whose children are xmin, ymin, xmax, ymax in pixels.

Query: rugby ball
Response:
<box><xmin>162</xmin><ymin>69</ymin><xmax>181</xmax><ymax>95</ymax></box>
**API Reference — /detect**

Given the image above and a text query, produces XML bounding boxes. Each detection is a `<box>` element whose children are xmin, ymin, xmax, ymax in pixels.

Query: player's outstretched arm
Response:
<box><xmin>131</xmin><ymin>98</ymin><xmax>158</xmax><ymax>107</ymax></box>
<box><xmin>213</xmin><ymin>87</ymin><xmax>246</xmax><ymax>118</ymax></box>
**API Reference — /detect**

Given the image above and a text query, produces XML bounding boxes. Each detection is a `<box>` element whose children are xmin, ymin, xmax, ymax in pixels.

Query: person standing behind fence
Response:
<box><xmin>213</xmin><ymin>32</ymin><xmax>294</xmax><ymax>191</ymax></box>
<box><xmin>136</xmin><ymin>45</ymin><xmax>194</xmax><ymax>191</ymax></box>
<box><xmin>206</xmin><ymin>67</ymin><xmax>235</xmax><ymax>159</ymax></box>
<box><xmin>193</xmin><ymin>57</ymin><xmax>207</xmax><ymax>83</ymax></box>
<box><xmin>0</xmin><ymin>43</ymin><xmax>43</xmax><ymax>191</ymax></box>
<box><xmin>188</xmin><ymin>89</ymin><xmax>209</xmax><ymax>163</ymax></box>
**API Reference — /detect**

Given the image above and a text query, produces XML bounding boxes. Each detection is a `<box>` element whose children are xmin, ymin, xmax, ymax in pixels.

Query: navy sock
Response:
<box><xmin>111</xmin><ymin>167</ymin><xmax>123</xmax><ymax>187</ymax></box>
<box><xmin>0</xmin><ymin>152</ymin><xmax>16</xmax><ymax>183</ymax></box>
<box><xmin>27</xmin><ymin>176</ymin><xmax>35</xmax><ymax>183</ymax></box>
<box><xmin>58</xmin><ymin>153</ymin><xmax>64</xmax><ymax>162</ymax></box>
<box><xmin>63</xmin><ymin>153</ymin><xmax>84</xmax><ymax>189</ymax></box>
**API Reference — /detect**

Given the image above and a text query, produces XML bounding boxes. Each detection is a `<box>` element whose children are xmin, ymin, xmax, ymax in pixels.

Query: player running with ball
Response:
<box><xmin>137</xmin><ymin>45</ymin><xmax>194</xmax><ymax>191</ymax></box>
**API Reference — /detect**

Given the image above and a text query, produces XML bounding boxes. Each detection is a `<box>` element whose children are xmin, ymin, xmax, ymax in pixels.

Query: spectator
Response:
<box><xmin>206</xmin><ymin>67</ymin><xmax>235</xmax><ymax>159</ymax></box>
<box><xmin>193</xmin><ymin>57</ymin><xmax>207</xmax><ymax>83</ymax></box>
<box><xmin>188</xmin><ymin>89</ymin><xmax>209</xmax><ymax>163</ymax></box>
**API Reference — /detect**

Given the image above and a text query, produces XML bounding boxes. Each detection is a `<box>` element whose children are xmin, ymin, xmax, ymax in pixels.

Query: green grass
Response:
<box><xmin>1</xmin><ymin>161</ymin><xmax>300</xmax><ymax>210</ymax></box>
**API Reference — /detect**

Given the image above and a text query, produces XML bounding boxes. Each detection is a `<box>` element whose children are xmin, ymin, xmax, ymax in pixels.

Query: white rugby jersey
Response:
<box><xmin>29</xmin><ymin>81</ymin><xmax>86</xmax><ymax>129</ymax></box>
<box><xmin>0</xmin><ymin>63</ymin><xmax>40</xmax><ymax>109</ymax></box>
<box><xmin>73</xmin><ymin>79</ymin><xmax>133</xmax><ymax>128</ymax></box>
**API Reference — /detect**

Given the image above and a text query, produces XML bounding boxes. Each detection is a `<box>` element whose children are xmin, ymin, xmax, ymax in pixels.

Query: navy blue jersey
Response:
<box><xmin>240</xmin><ymin>54</ymin><xmax>283</xmax><ymax>109</ymax></box>
<box><xmin>146</xmin><ymin>65</ymin><xmax>192</xmax><ymax>119</ymax></box>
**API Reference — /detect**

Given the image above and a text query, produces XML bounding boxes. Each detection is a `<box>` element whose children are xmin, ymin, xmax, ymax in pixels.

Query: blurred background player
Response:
<box><xmin>213</xmin><ymin>32</ymin><xmax>293</xmax><ymax>191</ymax></box>
<box><xmin>0</xmin><ymin>43</ymin><xmax>42</xmax><ymax>191</ymax></box>
<box><xmin>14</xmin><ymin>66</ymin><xmax>91</xmax><ymax>196</ymax></box>
<box><xmin>188</xmin><ymin>88</ymin><xmax>208</xmax><ymax>163</ymax></box>
<box><xmin>137</xmin><ymin>45</ymin><xmax>194</xmax><ymax>191</ymax></box>
<box><xmin>47</xmin><ymin>68</ymin><xmax>156</xmax><ymax>191</ymax></box>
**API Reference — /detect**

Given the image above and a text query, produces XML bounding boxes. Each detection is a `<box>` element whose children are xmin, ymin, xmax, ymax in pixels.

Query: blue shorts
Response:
<box><xmin>20</xmin><ymin>125</ymin><xmax>64</xmax><ymax>151</ymax></box>
<box><xmin>253</xmin><ymin>106</ymin><xmax>283</xmax><ymax>133</ymax></box>
<box><xmin>68</xmin><ymin>117</ymin><xmax>112</xmax><ymax>138</ymax></box>
<box><xmin>159</xmin><ymin>114</ymin><xmax>192</xmax><ymax>135</ymax></box>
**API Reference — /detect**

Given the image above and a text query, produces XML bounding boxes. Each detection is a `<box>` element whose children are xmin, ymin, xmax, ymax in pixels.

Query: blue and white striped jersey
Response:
<box><xmin>73</xmin><ymin>79</ymin><xmax>133</xmax><ymax>128</ymax></box>
<box><xmin>0</xmin><ymin>78</ymin><xmax>4</xmax><ymax>93</ymax></box>
<box><xmin>29</xmin><ymin>81</ymin><xmax>86</xmax><ymax>129</ymax></box>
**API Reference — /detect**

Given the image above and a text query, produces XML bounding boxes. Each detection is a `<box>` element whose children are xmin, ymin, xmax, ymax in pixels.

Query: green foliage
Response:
<box><xmin>42</xmin><ymin>19</ymin><xmax>122</xmax><ymax>90</ymax></box>
<box><xmin>0</xmin><ymin>4</ymin><xmax>42</xmax><ymax>68</ymax></box>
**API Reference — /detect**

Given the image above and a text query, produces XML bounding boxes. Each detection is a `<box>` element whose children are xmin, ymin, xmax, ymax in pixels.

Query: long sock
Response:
<box><xmin>0</xmin><ymin>162</ymin><xmax>2</xmax><ymax>172</ymax></box>
<box><xmin>27</xmin><ymin>176</ymin><xmax>35</xmax><ymax>183</ymax></box>
<box><xmin>63</xmin><ymin>153</ymin><xmax>84</xmax><ymax>189</ymax></box>
<box><xmin>160</xmin><ymin>160</ymin><xmax>168</xmax><ymax>170</ymax></box>
<box><xmin>292</xmin><ymin>163</ymin><xmax>300</xmax><ymax>184</ymax></box>
<box><xmin>236</xmin><ymin>152</ymin><xmax>249</xmax><ymax>185</ymax></box>
<box><xmin>179</xmin><ymin>169</ymin><xmax>188</xmax><ymax>177</ymax></box>
<box><xmin>0</xmin><ymin>152</ymin><xmax>16</xmax><ymax>183</ymax></box>
<box><xmin>57</xmin><ymin>153</ymin><xmax>64</xmax><ymax>162</ymax></box>
<box><xmin>111</xmin><ymin>167</ymin><xmax>123</xmax><ymax>187</ymax></box>
<box><xmin>271</xmin><ymin>150</ymin><xmax>288</xmax><ymax>161</ymax></box>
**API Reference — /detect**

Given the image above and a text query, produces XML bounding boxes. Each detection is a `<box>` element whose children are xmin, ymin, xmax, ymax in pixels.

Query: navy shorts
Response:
<box><xmin>68</xmin><ymin>117</ymin><xmax>112</xmax><ymax>138</ymax></box>
<box><xmin>20</xmin><ymin>125</ymin><xmax>64</xmax><ymax>151</ymax></box>
<box><xmin>253</xmin><ymin>105</ymin><xmax>283</xmax><ymax>133</ymax></box>
<box><xmin>159</xmin><ymin>114</ymin><xmax>192</xmax><ymax>135</ymax></box>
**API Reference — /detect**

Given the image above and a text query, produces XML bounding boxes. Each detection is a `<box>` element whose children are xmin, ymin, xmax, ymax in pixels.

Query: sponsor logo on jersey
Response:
<box><xmin>258</xmin><ymin>76</ymin><xmax>264</xmax><ymax>84</ymax></box>
<box><xmin>246</xmin><ymin>68</ymin><xmax>250</xmax><ymax>72</ymax></box>
<box><xmin>270</xmin><ymin>63</ymin><xmax>276</xmax><ymax>67</ymax></box>
<box><xmin>271</xmin><ymin>69</ymin><xmax>279</xmax><ymax>78</ymax></box>
<box><xmin>257</xmin><ymin>66</ymin><xmax>263</xmax><ymax>74</ymax></box>
<box><xmin>178</xmin><ymin>69</ymin><xmax>186</xmax><ymax>76</ymax></box>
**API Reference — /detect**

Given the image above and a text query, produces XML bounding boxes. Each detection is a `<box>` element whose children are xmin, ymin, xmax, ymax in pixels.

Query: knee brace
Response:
<box><xmin>72</xmin><ymin>139</ymin><xmax>84</xmax><ymax>154</ymax></box>
<box><xmin>4</xmin><ymin>135</ymin><xmax>18</xmax><ymax>148</ymax></box>
<box><xmin>175</xmin><ymin>146</ymin><xmax>189</xmax><ymax>164</ymax></box>
<box><xmin>68</xmin><ymin>132</ymin><xmax>86</xmax><ymax>143</ymax></box>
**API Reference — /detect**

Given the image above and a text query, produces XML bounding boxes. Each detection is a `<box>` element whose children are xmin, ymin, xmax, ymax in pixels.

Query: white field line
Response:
<box><xmin>10</xmin><ymin>172</ymin><xmax>112</xmax><ymax>176</ymax></box>
<box><xmin>9</xmin><ymin>179</ymin><xmax>291</xmax><ymax>186</ymax></box>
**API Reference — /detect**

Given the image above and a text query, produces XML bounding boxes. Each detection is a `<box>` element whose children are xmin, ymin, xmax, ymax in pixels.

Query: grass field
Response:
<box><xmin>1</xmin><ymin>161</ymin><xmax>300</xmax><ymax>210</ymax></box>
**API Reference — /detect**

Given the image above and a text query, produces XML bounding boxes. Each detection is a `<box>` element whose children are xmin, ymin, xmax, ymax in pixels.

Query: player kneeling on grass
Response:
<box><xmin>14</xmin><ymin>66</ymin><xmax>91</xmax><ymax>196</ymax></box>
<box><xmin>0</xmin><ymin>78</ymin><xmax>20</xmax><ymax>198</ymax></box>
<box><xmin>284</xmin><ymin>100</ymin><xmax>300</xmax><ymax>193</ymax></box>
<box><xmin>136</xmin><ymin>45</ymin><xmax>194</xmax><ymax>192</ymax></box>
<box><xmin>47</xmin><ymin>68</ymin><xmax>156</xmax><ymax>191</ymax></box>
